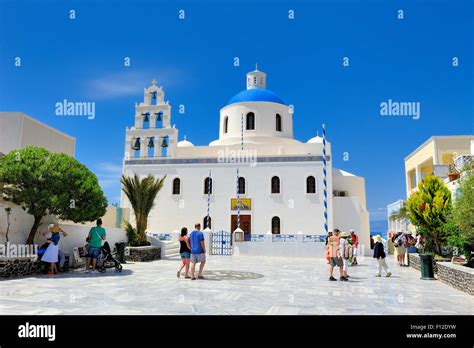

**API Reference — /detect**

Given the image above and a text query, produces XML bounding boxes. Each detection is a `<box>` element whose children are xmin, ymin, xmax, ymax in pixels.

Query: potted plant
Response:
<box><xmin>448</xmin><ymin>164</ymin><xmax>460</xmax><ymax>182</ymax></box>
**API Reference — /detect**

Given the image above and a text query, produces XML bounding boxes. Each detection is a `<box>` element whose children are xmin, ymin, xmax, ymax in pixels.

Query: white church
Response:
<box><xmin>121</xmin><ymin>67</ymin><xmax>371</xmax><ymax>254</ymax></box>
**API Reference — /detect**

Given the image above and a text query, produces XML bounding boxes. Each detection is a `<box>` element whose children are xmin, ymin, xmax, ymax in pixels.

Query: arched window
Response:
<box><xmin>237</xmin><ymin>177</ymin><xmax>245</xmax><ymax>194</ymax></box>
<box><xmin>271</xmin><ymin>216</ymin><xmax>281</xmax><ymax>234</ymax></box>
<box><xmin>203</xmin><ymin>216</ymin><xmax>212</xmax><ymax>230</ymax></box>
<box><xmin>246</xmin><ymin>112</ymin><xmax>255</xmax><ymax>130</ymax></box>
<box><xmin>204</xmin><ymin>177</ymin><xmax>213</xmax><ymax>194</ymax></box>
<box><xmin>271</xmin><ymin>176</ymin><xmax>280</xmax><ymax>194</ymax></box>
<box><xmin>172</xmin><ymin>178</ymin><xmax>181</xmax><ymax>195</ymax></box>
<box><xmin>276</xmin><ymin>114</ymin><xmax>282</xmax><ymax>132</ymax></box>
<box><xmin>223</xmin><ymin>116</ymin><xmax>228</xmax><ymax>134</ymax></box>
<box><xmin>306</xmin><ymin>176</ymin><xmax>316</xmax><ymax>194</ymax></box>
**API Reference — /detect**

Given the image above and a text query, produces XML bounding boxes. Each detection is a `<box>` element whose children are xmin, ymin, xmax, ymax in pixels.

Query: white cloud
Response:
<box><xmin>369</xmin><ymin>207</ymin><xmax>387</xmax><ymax>221</ymax></box>
<box><xmin>86</xmin><ymin>68</ymin><xmax>186</xmax><ymax>100</ymax></box>
<box><xmin>94</xmin><ymin>162</ymin><xmax>122</xmax><ymax>189</ymax></box>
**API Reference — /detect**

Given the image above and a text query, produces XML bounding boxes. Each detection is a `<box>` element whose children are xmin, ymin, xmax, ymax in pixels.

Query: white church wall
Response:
<box><xmin>216</xmin><ymin>101</ymin><xmax>294</xmax><ymax>144</ymax></box>
<box><xmin>121</xmin><ymin>160</ymin><xmax>331</xmax><ymax>236</ymax></box>
<box><xmin>333</xmin><ymin>196</ymin><xmax>370</xmax><ymax>255</ymax></box>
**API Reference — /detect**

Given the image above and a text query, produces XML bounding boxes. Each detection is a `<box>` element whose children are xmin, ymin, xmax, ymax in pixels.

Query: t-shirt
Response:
<box><xmin>189</xmin><ymin>230</ymin><xmax>204</xmax><ymax>254</ymax></box>
<box><xmin>88</xmin><ymin>226</ymin><xmax>106</xmax><ymax>248</ymax></box>
<box><xmin>48</xmin><ymin>232</ymin><xmax>60</xmax><ymax>246</ymax></box>
<box><xmin>326</xmin><ymin>235</ymin><xmax>340</xmax><ymax>258</ymax></box>
<box><xmin>350</xmin><ymin>234</ymin><xmax>358</xmax><ymax>247</ymax></box>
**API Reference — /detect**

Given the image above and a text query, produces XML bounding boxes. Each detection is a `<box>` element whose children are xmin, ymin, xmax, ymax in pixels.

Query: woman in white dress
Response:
<box><xmin>41</xmin><ymin>224</ymin><xmax>66</xmax><ymax>275</ymax></box>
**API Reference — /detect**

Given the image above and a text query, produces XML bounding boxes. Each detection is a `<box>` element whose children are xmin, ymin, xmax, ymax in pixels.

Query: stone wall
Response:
<box><xmin>408</xmin><ymin>253</ymin><xmax>473</xmax><ymax>296</ymax></box>
<box><xmin>0</xmin><ymin>258</ymin><xmax>43</xmax><ymax>278</ymax></box>
<box><xmin>437</xmin><ymin>262</ymin><xmax>474</xmax><ymax>296</ymax></box>
<box><xmin>408</xmin><ymin>253</ymin><xmax>421</xmax><ymax>270</ymax></box>
<box><xmin>125</xmin><ymin>246</ymin><xmax>161</xmax><ymax>262</ymax></box>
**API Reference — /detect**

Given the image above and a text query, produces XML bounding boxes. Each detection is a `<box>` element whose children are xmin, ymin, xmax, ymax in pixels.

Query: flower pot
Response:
<box><xmin>448</xmin><ymin>173</ymin><xmax>460</xmax><ymax>182</ymax></box>
<box><xmin>420</xmin><ymin>254</ymin><xmax>436</xmax><ymax>280</ymax></box>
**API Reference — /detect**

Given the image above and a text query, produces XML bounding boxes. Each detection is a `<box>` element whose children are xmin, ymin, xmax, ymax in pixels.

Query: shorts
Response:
<box><xmin>87</xmin><ymin>246</ymin><xmax>101</xmax><ymax>259</ymax></box>
<box><xmin>329</xmin><ymin>257</ymin><xmax>343</xmax><ymax>267</ymax></box>
<box><xmin>180</xmin><ymin>251</ymin><xmax>190</xmax><ymax>259</ymax></box>
<box><xmin>190</xmin><ymin>253</ymin><xmax>206</xmax><ymax>264</ymax></box>
<box><xmin>396</xmin><ymin>245</ymin><xmax>406</xmax><ymax>254</ymax></box>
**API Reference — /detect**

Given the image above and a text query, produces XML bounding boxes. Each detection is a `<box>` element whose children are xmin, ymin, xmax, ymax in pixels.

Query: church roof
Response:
<box><xmin>307</xmin><ymin>135</ymin><xmax>323</xmax><ymax>144</ymax></box>
<box><xmin>227</xmin><ymin>89</ymin><xmax>285</xmax><ymax>106</ymax></box>
<box><xmin>177</xmin><ymin>139</ymin><xmax>194</xmax><ymax>147</ymax></box>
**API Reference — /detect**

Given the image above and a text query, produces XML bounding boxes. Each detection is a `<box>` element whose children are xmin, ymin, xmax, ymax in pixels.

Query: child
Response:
<box><xmin>41</xmin><ymin>224</ymin><xmax>63</xmax><ymax>275</ymax></box>
<box><xmin>373</xmin><ymin>235</ymin><xmax>392</xmax><ymax>277</ymax></box>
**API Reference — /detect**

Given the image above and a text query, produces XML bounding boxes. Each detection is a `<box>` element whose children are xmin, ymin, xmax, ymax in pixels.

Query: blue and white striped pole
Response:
<box><xmin>206</xmin><ymin>170</ymin><xmax>212</xmax><ymax>229</ymax></box>
<box><xmin>322</xmin><ymin>123</ymin><xmax>328</xmax><ymax>236</ymax></box>
<box><xmin>236</xmin><ymin>113</ymin><xmax>244</xmax><ymax>230</ymax></box>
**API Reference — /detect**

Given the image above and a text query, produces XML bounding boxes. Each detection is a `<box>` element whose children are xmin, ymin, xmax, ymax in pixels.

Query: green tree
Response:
<box><xmin>406</xmin><ymin>175</ymin><xmax>452</xmax><ymax>255</ymax></box>
<box><xmin>389</xmin><ymin>205</ymin><xmax>409</xmax><ymax>223</ymax></box>
<box><xmin>0</xmin><ymin>146</ymin><xmax>108</xmax><ymax>244</ymax></box>
<box><xmin>447</xmin><ymin>172</ymin><xmax>474</xmax><ymax>259</ymax></box>
<box><xmin>121</xmin><ymin>174</ymin><xmax>166</xmax><ymax>245</ymax></box>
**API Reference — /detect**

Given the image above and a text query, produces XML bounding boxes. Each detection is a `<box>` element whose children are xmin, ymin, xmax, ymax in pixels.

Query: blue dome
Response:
<box><xmin>227</xmin><ymin>89</ymin><xmax>285</xmax><ymax>106</ymax></box>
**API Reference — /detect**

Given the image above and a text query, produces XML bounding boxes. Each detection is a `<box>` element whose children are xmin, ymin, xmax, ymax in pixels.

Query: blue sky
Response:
<box><xmin>0</xmin><ymin>0</ymin><xmax>472</xmax><ymax>231</ymax></box>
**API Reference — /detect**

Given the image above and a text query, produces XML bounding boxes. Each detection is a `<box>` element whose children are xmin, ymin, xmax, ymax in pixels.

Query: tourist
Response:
<box><xmin>325</xmin><ymin>231</ymin><xmax>333</xmax><ymax>246</ymax></box>
<box><xmin>349</xmin><ymin>229</ymin><xmax>359</xmax><ymax>265</ymax></box>
<box><xmin>327</xmin><ymin>229</ymin><xmax>346</xmax><ymax>281</ymax></box>
<box><xmin>42</xmin><ymin>225</ymin><xmax>68</xmax><ymax>272</ymax></box>
<box><xmin>177</xmin><ymin>227</ymin><xmax>191</xmax><ymax>279</ymax></box>
<box><xmin>325</xmin><ymin>231</ymin><xmax>333</xmax><ymax>264</ymax></box>
<box><xmin>85</xmin><ymin>219</ymin><xmax>106</xmax><ymax>274</ymax></box>
<box><xmin>393</xmin><ymin>232</ymin><xmax>407</xmax><ymax>267</ymax></box>
<box><xmin>41</xmin><ymin>224</ymin><xmax>67</xmax><ymax>275</ymax></box>
<box><xmin>415</xmin><ymin>233</ymin><xmax>424</xmax><ymax>251</ymax></box>
<box><xmin>189</xmin><ymin>223</ymin><xmax>206</xmax><ymax>280</ymax></box>
<box><xmin>373</xmin><ymin>235</ymin><xmax>391</xmax><ymax>277</ymax></box>
<box><xmin>340</xmin><ymin>232</ymin><xmax>351</xmax><ymax>279</ymax></box>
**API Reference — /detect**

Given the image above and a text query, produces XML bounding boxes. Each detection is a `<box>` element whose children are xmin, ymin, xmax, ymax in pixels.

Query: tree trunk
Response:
<box><xmin>26</xmin><ymin>216</ymin><xmax>42</xmax><ymax>245</ymax></box>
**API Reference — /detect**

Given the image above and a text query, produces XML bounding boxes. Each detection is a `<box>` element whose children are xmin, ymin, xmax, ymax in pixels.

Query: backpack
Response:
<box><xmin>343</xmin><ymin>242</ymin><xmax>351</xmax><ymax>259</ymax></box>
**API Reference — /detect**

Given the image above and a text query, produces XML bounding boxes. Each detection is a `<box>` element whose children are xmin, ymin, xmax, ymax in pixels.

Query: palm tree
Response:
<box><xmin>121</xmin><ymin>174</ymin><xmax>166</xmax><ymax>244</ymax></box>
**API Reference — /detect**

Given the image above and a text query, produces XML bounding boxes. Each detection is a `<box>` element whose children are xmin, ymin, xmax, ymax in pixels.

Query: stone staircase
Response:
<box><xmin>147</xmin><ymin>233</ymin><xmax>180</xmax><ymax>260</ymax></box>
<box><xmin>161</xmin><ymin>240</ymin><xmax>180</xmax><ymax>259</ymax></box>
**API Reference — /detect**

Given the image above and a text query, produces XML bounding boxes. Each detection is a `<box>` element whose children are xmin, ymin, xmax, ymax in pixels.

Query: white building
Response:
<box><xmin>387</xmin><ymin>200</ymin><xmax>408</xmax><ymax>234</ymax></box>
<box><xmin>121</xmin><ymin>68</ymin><xmax>371</xmax><ymax>254</ymax></box>
<box><xmin>0</xmin><ymin>112</ymin><xmax>75</xmax><ymax>156</ymax></box>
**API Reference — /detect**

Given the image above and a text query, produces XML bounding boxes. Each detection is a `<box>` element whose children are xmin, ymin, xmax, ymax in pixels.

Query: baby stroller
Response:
<box><xmin>96</xmin><ymin>241</ymin><xmax>123</xmax><ymax>273</ymax></box>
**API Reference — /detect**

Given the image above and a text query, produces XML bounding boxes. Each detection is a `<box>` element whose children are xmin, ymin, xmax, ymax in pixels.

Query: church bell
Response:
<box><xmin>161</xmin><ymin>137</ymin><xmax>168</xmax><ymax>148</ymax></box>
<box><xmin>148</xmin><ymin>137</ymin><xmax>155</xmax><ymax>148</ymax></box>
<box><xmin>132</xmin><ymin>138</ymin><xmax>141</xmax><ymax>150</ymax></box>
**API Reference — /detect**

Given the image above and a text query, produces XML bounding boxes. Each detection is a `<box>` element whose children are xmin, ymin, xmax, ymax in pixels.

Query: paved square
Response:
<box><xmin>0</xmin><ymin>255</ymin><xmax>472</xmax><ymax>315</ymax></box>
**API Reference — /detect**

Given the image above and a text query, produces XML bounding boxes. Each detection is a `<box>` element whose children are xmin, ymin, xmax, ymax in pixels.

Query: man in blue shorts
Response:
<box><xmin>189</xmin><ymin>223</ymin><xmax>206</xmax><ymax>280</ymax></box>
<box><xmin>85</xmin><ymin>219</ymin><xmax>106</xmax><ymax>273</ymax></box>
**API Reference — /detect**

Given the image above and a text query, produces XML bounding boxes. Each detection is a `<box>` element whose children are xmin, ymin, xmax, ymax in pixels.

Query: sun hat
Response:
<box><xmin>341</xmin><ymin>232</ymin><xmax>348</xmax><ymax>238</ymax></box>
<box><xmin>49</xmin><ymin>224</ymin><xmax>61</xmax><ymax>233</ymax></box>
<box><xmin>374</xmin><ymin>235</ymin><xmax>382</xmax><ymax>242</ymax></box>
<box><xmin>349</xmin><ymin>229</ymin><xmax>355</xmax><ymax>233</ymax></box>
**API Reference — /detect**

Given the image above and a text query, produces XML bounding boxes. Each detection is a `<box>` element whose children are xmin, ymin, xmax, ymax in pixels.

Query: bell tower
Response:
<box><xmin>246</xmin><ymin>64</ymin><xmax>266</xmax><ymax>90</ymax></box>
<box><xmin>124</xmin><ymin>79</ymin><xmax>178</xmax><ymax>159</ymax></box>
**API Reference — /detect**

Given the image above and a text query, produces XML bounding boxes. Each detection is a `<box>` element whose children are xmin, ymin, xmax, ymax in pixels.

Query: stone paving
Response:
<box><xmin>0</xmin><ymin>255</ymin><xmax>472</xmax><ymax>315</ymax></box>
